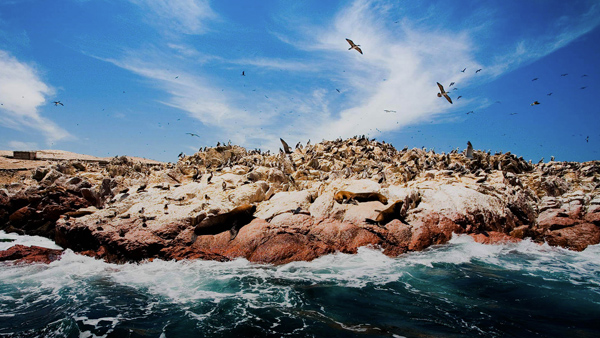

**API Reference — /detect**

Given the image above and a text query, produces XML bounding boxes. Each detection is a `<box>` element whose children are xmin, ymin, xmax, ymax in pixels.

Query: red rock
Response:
<box><xmin>545</xmin><ymin>223</ymin><xmax>600</xmax><ymax>251</ymax></box>
<box><xmin>0</xmin><ymin>245</ymin><xmax>63</xmax><ymax>264</ymax></box>
<box><xmin>8</xmin><ymin>206</ymin><xmax>37</xmax><ymax>225</ymax></box>
<box><xmin>470</xmin><ymin>231</ymin><xmax>520</xmax><ymax>245</ymax></box>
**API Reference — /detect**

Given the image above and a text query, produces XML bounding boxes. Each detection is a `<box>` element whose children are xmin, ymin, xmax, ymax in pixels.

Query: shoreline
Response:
<box><xmin>1</xmin><ymin>137</ymin><xmax>599</xmax><ymax>264</ymax></box>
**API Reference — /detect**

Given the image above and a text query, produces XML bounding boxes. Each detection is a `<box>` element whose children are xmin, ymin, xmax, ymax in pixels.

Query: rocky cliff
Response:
<box><xmin>1</xmin><ymin>137</ymin><xmax>599</xmax><ymax>264</ymax></box>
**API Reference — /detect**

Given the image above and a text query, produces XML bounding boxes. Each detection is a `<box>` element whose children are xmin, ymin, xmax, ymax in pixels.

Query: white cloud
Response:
<box><xmin>95</xmin><ymin>52</ymin><xmax>275</xmax><ymax>146</ymax></box>
<box><xmin>0</xmin><ymin>50</ymin><xmax>72</xmax><ymax>144</ymax></box>
<box><xmin>489</xmin><ymin>2</ymin><xmax>600</xmax><ymax>76</ymax></box>
<box><xmin>8</xmin><ymin>140</ymin><xmax>38</xmax><ymax>150</ymax></box>
<box><xmin>286</xmin><ymin>0</ymin><xmax>480</xmax><ymax>142</ymax></box>
<box><xmin>129</xmin><ymin>0</ymin><xmax>216</xmax><ymax>35</ymax></box>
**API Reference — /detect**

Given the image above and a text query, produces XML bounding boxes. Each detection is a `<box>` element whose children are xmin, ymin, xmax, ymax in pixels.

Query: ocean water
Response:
<box><xmin>1</xmin><ymin>232</ymin><xmax>599</xmax><ymax>338</ymax></box>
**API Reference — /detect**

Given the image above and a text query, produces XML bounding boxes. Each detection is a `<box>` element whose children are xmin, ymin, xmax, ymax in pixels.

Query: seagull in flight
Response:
<box><xmin>461</xmin><ymin>68</ymin><xmax>466</xmax><ymax>73</ymax></box>
<box><xmin>532</xmin><ymin>78</ymin><xmax>539</xmax><ymax>81</ymax></box>
<box><xmin>436</xmin><ymin>82</ymin><xmax>452</xmax><ymax>104</ymax></box>
<box><xmin>346</xmin><ymin>38</ymin><xmax>363</xmax><ymax>54</ymax></box>
<box><xmin>466</xmin><ymin>111</ymin><xmax>474</xmax><ymax>115</ymax></box>
<box><xmin>384</xmin><ymin>109</ymin><xmax>396</xmax><ymax>113</ymax></box>
<box><xmin>561</xmin><ymin>73</ymin><xmax>568</xmax><ymax>76</ymax></box>
<box><xmin>530</xmin><ymin>101</ymin><xmax>540</xmax><ymax>106</ymax></box>
<box><xmin>53</xmin><ymin>101</ymin><xmax>64</xmax><ymax>106</ymax></box>
<box><xmin>186</xmin><ymin>133</ymin><xmax>200</xmax><ymax>138</ymax></box>
<box><xmin>242</xmin><ymin>71</ymin><xmax>245</xmax><ymax>76</ymax></box>
<box><xmin>449</xmin><ymin>82</ymin><xmax>455</xmax><ymax>87</ymax></box>
<box><xmin>457</xmin><ymin>96</ymin><xmax>462</xmax><ymax>100</ymax></box>
<box><xmin>336</xmin><ymin>89</ymin><xmax>340</xmax><ymax>93</ymax></box>
<box><xmin>475</xmin><ymin>69</ymin><xmax>482</xmax><ymax>73</ymax></box>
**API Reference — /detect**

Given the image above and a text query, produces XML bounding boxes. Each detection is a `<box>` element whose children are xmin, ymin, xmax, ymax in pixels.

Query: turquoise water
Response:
<box><xmin>1</xmin><ymin>233</ymin><xmax>599</xmax><ymax>337</ymax></box>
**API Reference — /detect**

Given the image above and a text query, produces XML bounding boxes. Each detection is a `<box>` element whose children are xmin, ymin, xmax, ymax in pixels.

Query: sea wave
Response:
<box><xmin>1</xmin><ymin>233</ymin><xmax>600</xmax><ymax>337</ymax></box>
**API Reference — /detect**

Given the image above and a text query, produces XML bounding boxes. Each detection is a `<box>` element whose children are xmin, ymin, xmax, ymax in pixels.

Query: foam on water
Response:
<box><xmin>0</xmin><ymin>230</ymin><xmax>63</xmax><ymax>251</ymax></box>
<box><xmin>2</xmin><ymin>233</ymin><xmax>600</xmax><ymax>337</ymax></box>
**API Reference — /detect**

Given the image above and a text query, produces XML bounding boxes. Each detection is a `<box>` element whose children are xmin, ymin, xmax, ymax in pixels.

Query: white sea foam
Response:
<box><xmin>0</xmin><ymin>230</ymin><xmax>63</xmax><ymax>251</ymax></box>
<box><xmin>1</xmin><ymin>233</ymin><xmax>599</xmax><ymax>312</ymax></box>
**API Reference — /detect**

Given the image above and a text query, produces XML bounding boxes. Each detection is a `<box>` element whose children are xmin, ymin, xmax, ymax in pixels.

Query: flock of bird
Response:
<box><xmin>44</xmin><ymin>37</ymin><xmax>591</xmax><ymax>153</ymax></box>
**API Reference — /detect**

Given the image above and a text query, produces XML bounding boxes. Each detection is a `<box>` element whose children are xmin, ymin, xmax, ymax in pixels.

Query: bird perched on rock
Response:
<box><xmin>466</xmin><ymin>141</ymin><xmax>474</xmax><ymax>159</ymax></box>
<box><xmin>280</xmin><ymin>138</ymin><xmax>292</xmax><ymax>154</ymax></box>
<box><xmin>436</xmin><ymin>82</ymin><xmax>453</xmax><ymax>104</ymax></box>
<box><xmin>53</xmin><ymin>101</ymin><xmax>64</xmax><ymax>106</ymax></box>
<box><xmin>346</xmin><ymin>38</ymin><xmax>363</xmax><ymax>54</ymax></box>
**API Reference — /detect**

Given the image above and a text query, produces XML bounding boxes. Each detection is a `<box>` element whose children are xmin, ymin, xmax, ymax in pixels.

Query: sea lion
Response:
<box><xmin>365</xmin><ymin>200</ymin><xmax>405</xmax><ymax>226</ymax></box>
<box><xmin>190</xmin><ymin>204</ymin><xmax>256</xmax><ymax>244</ymax></box>
<box><xmin>334</xmin><ymin>191</ymin><xmax>388</xmax><ymax>205</ymax></box>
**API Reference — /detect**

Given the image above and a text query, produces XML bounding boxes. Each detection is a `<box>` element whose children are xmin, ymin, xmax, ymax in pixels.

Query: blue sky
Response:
<box><xmin>0</xmin><ymin>0</ymin><xmax>599</xmax><ymax>163</ymax></box>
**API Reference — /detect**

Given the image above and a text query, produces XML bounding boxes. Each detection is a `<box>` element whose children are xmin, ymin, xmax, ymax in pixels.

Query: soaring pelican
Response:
<box><xmin>436</xmin><ymin>82</ymin><xmax>453</xmax><ymax>104</ymax></box>
<box><xmin>346</xmin><ymin>38</ymin><xmax>363</xmax><ymax>54</ymax></box>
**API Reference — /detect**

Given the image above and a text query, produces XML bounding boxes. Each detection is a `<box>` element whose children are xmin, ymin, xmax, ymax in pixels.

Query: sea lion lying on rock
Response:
<box><xmin>334</xmin><ymin>191</ymin><xmax>388</xmax><ymax>205</ymax></box>
<box><xmin>190</xmin><ymin>204</ymin><xmax>257</xmax><ymax>244</ymax></box>
<box><xmin>365</xmin><ymin>201</ymin><xmax>406</xmax><ymax>226</ymax></box>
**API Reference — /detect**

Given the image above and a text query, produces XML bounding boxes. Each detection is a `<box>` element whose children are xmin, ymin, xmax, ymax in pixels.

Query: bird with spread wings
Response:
<box><xmin>346</xmin><ymin>38</ymin><xmax>363</xmax><ymax>54</ymax></box>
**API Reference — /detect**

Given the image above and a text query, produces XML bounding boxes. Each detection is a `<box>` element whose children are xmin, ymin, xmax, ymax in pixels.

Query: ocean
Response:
<box><xmin>1</xmin><ymin>232</ymin><xmax>599</xmax><ymax>338</ymax></box>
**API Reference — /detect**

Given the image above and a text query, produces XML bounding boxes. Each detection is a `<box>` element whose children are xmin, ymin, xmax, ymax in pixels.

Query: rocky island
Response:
<box><xmin>1</xmin><ymin>137</ymin><xmax>599</xmax><ymax>265</ymax></box>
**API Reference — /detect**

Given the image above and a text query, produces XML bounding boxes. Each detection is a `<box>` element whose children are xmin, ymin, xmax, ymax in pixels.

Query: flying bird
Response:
<box><xmin>336</xmin><ymin>89</ymin><xmax>340</xmax><ymax>93</ymax></box>
<box><xmin>532</xmin><ymin>78</ymin><xmax>539</xmax><ymax>81</ymax></box>
<box><xmin>457</xmin><ymin>96</ymin><xmax>462</xmax><ymax>100</ymax></box>
<box><xmin>561</xmin><ymin>73</ymin><xmax>568</xmax><ymax>76</ymax></box>
<box><xmin>582</xmin><ymin>74</ymin><xmax>588</xmax><ymax>77</ymax></box>
<box><xmin>449</xmin><ymin>82</ymin><xmax>455</xmax><ymax>87</ymax></box>
<box><xmin>384</xmin><ymin>109</ymin><xmax>397</xmax><ymax>113</ymax></box>
<box><xmin>436</xmin><ymin>82</ymin><xmax>452</xmax><ymax>104</ymax></box>
<box><xmin>461</xmin><ymin>68</ymin><xmax>466</xmax><ymax>73</ymax></box>
<box><xmin>510</xmin><ymin>113</ymin><xmax>518</xmax><ymax>115</ymax></box>
<box><xmin>242</xmin><ymin>71</ymin><xmax>245</xmax><ymax>76</ymax></box>
<box><xmin>53</xmin><ymin>101</ymin><xmax>64</xmax><ymax>106</ymax></box>
<box><xmin>586</xmin><ymin>136</ymin><xmax>589</xmax><ymax>143</ymax></box>
<box><xmin>466</xmin><ymin>111</ymin><xmax>474</xmax><ymax>114</ymax></box>
<box><xmin>186</xmin><ymin>133</ymin><xmax>200</xmax><ymax>137</ymax></box>
<box><xmin>547</xmin><ymin>93</ymin><xmax>553</xmax><ymax>96</ymax></box>
<box><xmin>581</xmin><ymin>86</ymin><xmax>587</xmax><ymax>89</ymax></box>
<box><xmin>346</xmin><ymin>38</ymin><xmax>363</xmax><ymax>54</ymax></box>
<box><xmin>475</xmin><ymin>69</ymin><xmax>482</xmax><ymax>73</ymax></box>
<box><xmin>531</xmin><ymin>101</ymin><xmax>540</xmax><ymax>106</ymax></box>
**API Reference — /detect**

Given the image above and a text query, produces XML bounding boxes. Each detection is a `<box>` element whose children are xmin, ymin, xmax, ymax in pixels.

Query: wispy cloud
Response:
<box><xmin>8</xmin><ymin>140</ymin><xmax>38</xmax><ymax>150</ymax></box>
<box><xmin>0</xmin><ymin>50</ymin><xmax>71</xmax><ymax>144</ymax></box>
<box><xmin>489</xmin><ymin>2</ymin><xmax>600</xmax><ymax>76</ymax></box>
<box><xmin>90</xmin><ymin>0</ymin><xmax>600</xmax><ymax>152</ymax></box>
<box><xmin>279</xmin><ymin>0</ymin><xmax>480</xmax><ymax>141</ymax></box>
<box><xmin>128</xmin><ymin>0</ymin><xmax>216</xmax><ymax>35</ymax></box>
<box><xmin>94</xmin><ymin>50</ymin><xmax>275</xmax><ymax>146</ymax></box>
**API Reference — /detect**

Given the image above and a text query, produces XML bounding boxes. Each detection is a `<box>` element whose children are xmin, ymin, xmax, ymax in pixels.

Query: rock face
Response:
<box><xmin>2</xmin><ymin>137</ymin><xmax>600</xmax><ymax>264</ymax></box>
<box><xmin>0</xmin><ymin>245</ymin><xmax>64</xmax><ymax>264</ymax></box>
